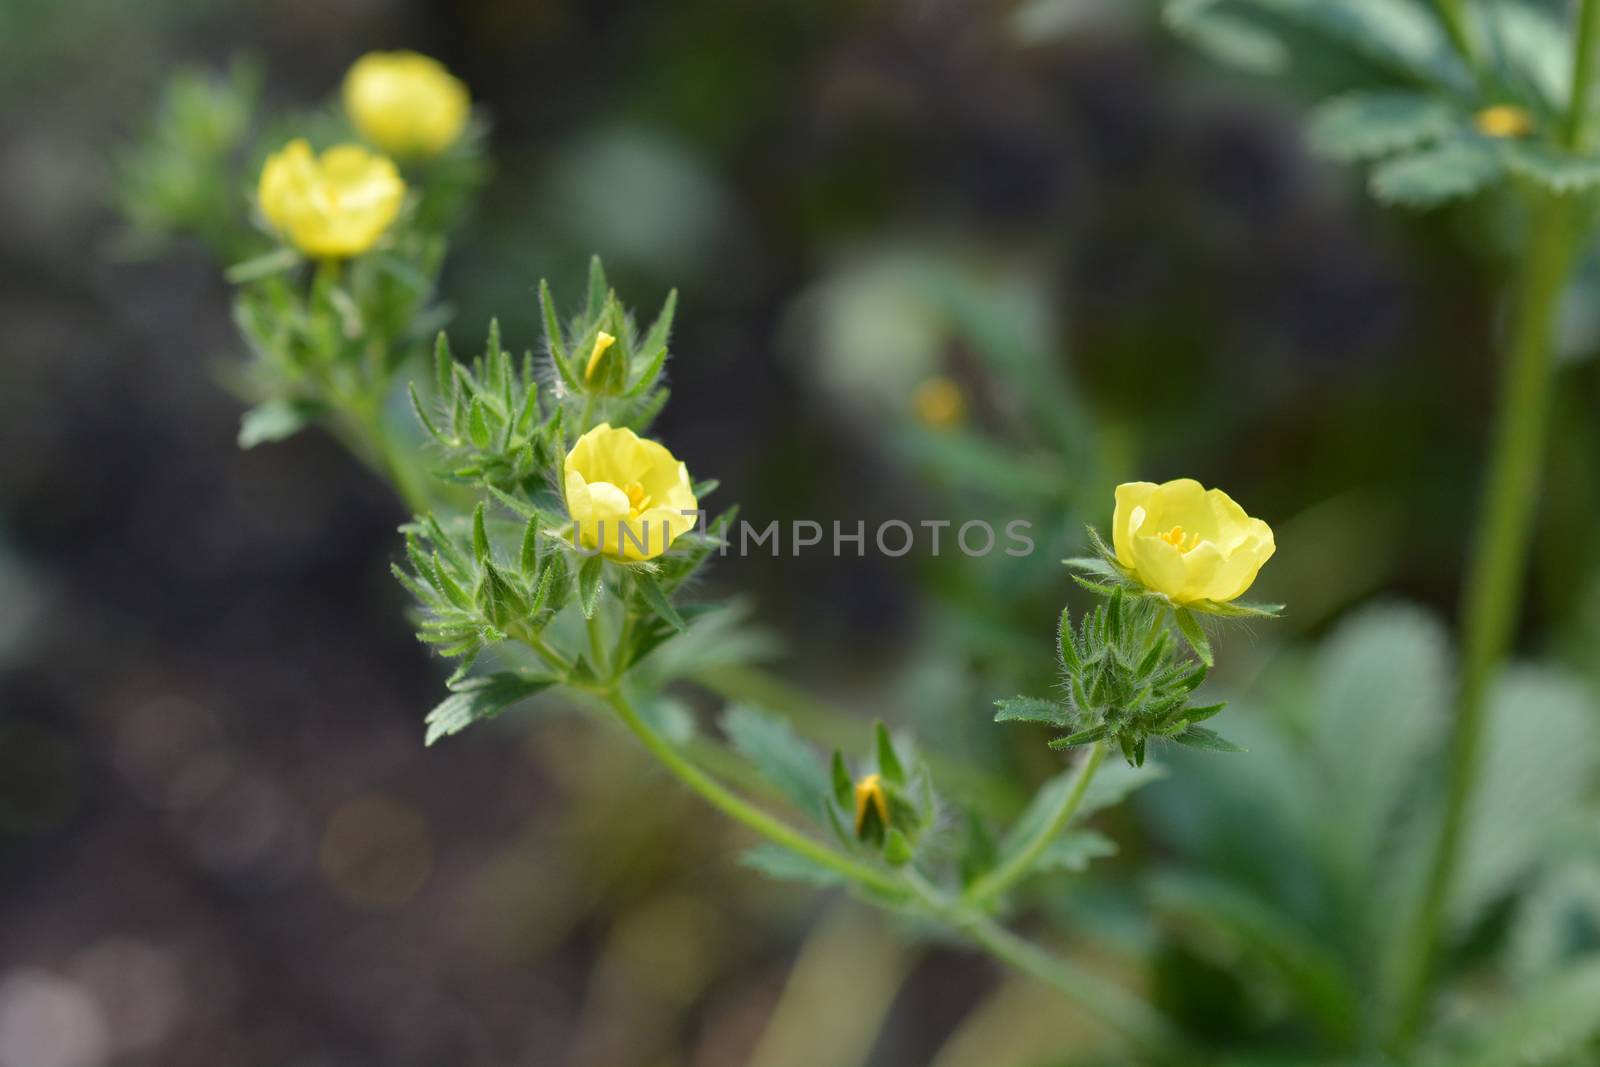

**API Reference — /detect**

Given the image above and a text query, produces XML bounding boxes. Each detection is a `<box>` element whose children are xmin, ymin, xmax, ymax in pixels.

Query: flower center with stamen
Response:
<box><xmin>624</xmin><ymin>481</ymin><xmax>650</xmax><ymax>516</ymax></box>
<box><xmin>1160</xmin><ymin>525</ymin><xmax>1188</xmax><ymax>548</ymax></box>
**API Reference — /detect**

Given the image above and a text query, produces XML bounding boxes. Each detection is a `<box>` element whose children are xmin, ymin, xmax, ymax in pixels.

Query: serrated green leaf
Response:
<box><xmin>1503</xmin><ymin>140</ymin><xmax>1600</xmax><ymax>194</ymax></box>
<box><xmin>1306</xmin><ymin>91</ymin><xmax>1458</xmax><ymax>163</ymax></box>
<box><xmin>1036</xmin><ymin>829</ymin><xmax>1118</xmax><ymax>873</ymax></box>
<box><xmin>424</xmin><ymin>672</ymin><xmax>556</xmax><ymax>745</ymax></box>
<box><xmin>995</xmin><ymin>696</ymin><xmax>1072</xmax><ymax>727</ymax></box>
<box><xmin>1047</xmin><ymin>724</ymin><xmax>1110</xmax><ymax>749</ymax></box>
<box><xmin>1370</xmin><ymin>136</ymin><xmax>1503</xmax><ymax>208</ymax></box>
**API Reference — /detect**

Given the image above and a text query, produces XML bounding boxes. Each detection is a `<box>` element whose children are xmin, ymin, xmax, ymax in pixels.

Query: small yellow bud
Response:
<box><xmin>584</xmin><ymin>331</ymin><xmax>617</xmax><ymax>381</ymax></box>
<box><xmin>853</xmin><ymin>772</ymin><xmax>890</xmax><ymax>837</ymax></box>
<box><xmin>912</xmin><ymin>376</ymin><xmax>966</xmax><ymax>428</ymax></box>
<box><xmin>257</xmin><ymin>139</ymin><xmax>405</xmax><ymax>258</ymax></box>
<box><xmin>1474</xmin><ymin>105</ymin><xmax>1534</xmax><ymax>139</ymax></box>
<box><xmin>343</xmin><ymin>51</ymin><xmax>470</xmax><ymax>159</ymax></box>
<box><xmin>1111</xmin><ymin>479</ymin><xmax>1275</xmax><ymax>604</ymax></box>
<box><xmin>564</xmin><ymin>423</ymin><xmax>699</xmax><ymax>561</ymax></box>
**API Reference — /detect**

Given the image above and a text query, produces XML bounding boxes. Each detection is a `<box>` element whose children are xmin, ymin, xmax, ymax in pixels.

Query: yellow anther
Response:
<box><xmin>1160</xmin><ymin>526</ymin><xmax>1187</xmax><ymax>548</ymax></box>
<box><xmin>584</xmin><ymin>331</ymin><xmax>617</xmax><ymax>381</ymax></box>
<box><xmin>624</xmin><ymin>481</ymin><xmax>650</xmax><ymax>514</ymax></box>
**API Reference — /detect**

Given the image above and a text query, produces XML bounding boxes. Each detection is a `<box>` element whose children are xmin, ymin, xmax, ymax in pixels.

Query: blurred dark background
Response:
<box><xmin>3</xmin><ymin>1</ymin><xmax>1599</xmax><ymax>1065</ymax></box>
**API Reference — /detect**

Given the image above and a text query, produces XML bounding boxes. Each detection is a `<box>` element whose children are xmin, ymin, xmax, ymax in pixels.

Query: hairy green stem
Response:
<box><xmin>964</xmin><ymin>741</ymin><xmax>1107</xmax><ymax>908</ymax></box>
<box><xmin>902</xmin><ymin>869</ymin><xmax>1186</xmax><ymax>1058</ymax></box>
<box><xmin>603</xmin><ymin>688</ymin><xmax>905</xmax><ymax>895</ymax></box>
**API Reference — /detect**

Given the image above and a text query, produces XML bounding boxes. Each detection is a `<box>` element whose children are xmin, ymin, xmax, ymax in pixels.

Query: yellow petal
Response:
<box><xmin>343</xmin><ymin>51</ymin><xmax>470</xmax><ymax>158</ymax></box>
<box><xmin>1129</xmin><ymin>532</ymin><xmax>1189</xmax><ymax>600</ymax></box>
<box><xmin>1112</xmin><ymin>482</ymin><xmax>1159</xmax><ymax>568</ymax></box>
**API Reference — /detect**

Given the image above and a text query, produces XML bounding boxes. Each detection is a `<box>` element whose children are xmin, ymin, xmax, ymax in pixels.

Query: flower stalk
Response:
<box><xmin>1394</xmin><ymin>0</ymin><xmax>1600</xmax><ymax>1046</ymax></box>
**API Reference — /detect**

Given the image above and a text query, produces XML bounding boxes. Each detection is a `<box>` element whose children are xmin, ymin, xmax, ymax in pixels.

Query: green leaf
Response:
<box><xmin>1035</xmin><ymin>829</ymin><xmax>1117</xmax><ymax>873</ymax></box>
<box><xmin>1047</xmin><ymin>724</ymin><xmax>1110</xmax><ymax>749</ymax></box>
<box><xmin>831</xmin><ymin>750</ymin><xmax>852</xmax><ymax>809</ymax></box>
<box><xmin>224</xmin><ymin>246</ymin><xmax>300</xmax><ymax>284</ymax></box>
<box><xmin>883</xmin><ymin>828</ymin><xmax>914</xmax><ymax>866</ymax></box>
<box><xmin>424</xmin><ymin>671</ymin><xmax>556</xmax><ymax>745</ymax></box>
<box><xmin>959</xmin><ymin>811</ymin><xmax>998</xmax><ymax>888</ymax></box>
<box><xmin>577</xmin><ymin>554</ymin><xmax>604</xmax><ymax>618</ymax></box>
<box><xmin>471</xmin><ymin>502</ymin><xmax>491</xmax><ymax>563</ymax></box>
<box><xmin>722</xmin><ymin>705</ymin><xmax>830</xmax><ymax>821</ymax></box>
<box><xmin>1057</xmin><ymin>605</ymin><xmax>1081</xmax><ymax>672</ymax></box>
<box><xmin>238</xmin><ymin>399</ymin><xmax>317</xmax><ymax>449</ymax></box>
<box><xmin>875</xmin><ymin>721</ymin><xmax>905</xmax><ymax>784</ymax></box>
<box><xmin>999</xmin><ymin>759</ymin><xmax>1163</xmax><ymax>866</ymax></box>
<box><xmin>634</xmin><ymin>572</ymin><xmax>686</xmax><ymax>632</ymax></box>
<box><xmin>1503</xmin><ymin>140</ymin><xmax>1600</xmax><ymax>195</ymax></box>
<box><xmin>1171</xmin><ymin>725</ymin><xmax>1245</xmax><ymax>752</ymax></box>
<box><xmin>1306</xmin><ymin>90</ymin><xmax>1458</xmax><ymax>163</ymax></box>
<box><xmin>1369</xmin><ymin>136</ymin><xmax>1503</xmax><ymax>208</ymax></box>
<box><xmin>995</xmin><ymin>696</ymin><xmax>1072</xmax><ymax>727</ymax></box>
<box><xmin>585</xmin><ymin>254</ymin><xmax>608</xmax><ymax>320</ymax></box>
<box><xmin>1173</xmin><ymin>608</ymin><xmax>1213</xmax><ymax>667</ymax></box>
<box><xmin>1463</xmin><ymin>959</ymin><xmax>1600</xmax><ymax>1067</ymax></box>
<box><xmin>740</xmin><ymin>843</ymin><xmax>846</xmax><ymax>888</ymax></box>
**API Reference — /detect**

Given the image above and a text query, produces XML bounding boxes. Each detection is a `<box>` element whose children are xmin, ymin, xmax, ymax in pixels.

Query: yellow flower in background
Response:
<box><xmin>564</xmin><ymin>424</ymin><xmax>698</xmax><ymax>561</ymax></box>
<box><xmin>1474</xmin><ymin>104</ymin><xmax>1534</xmax><ymax>139</ymax></box>
<box><xmin>912</xmin><ymin>376</ymin><xmax>966</xmax><ymax>428</ymax></box>
<box><xmin>343</xmin><ymin>51</ymin><xmax>470</xmax><ymax>159</ymax></box>
<box><xmin>1112</xmin><ymin>479</ymin><xmax>1275</xmax><ymax>604</ymax></box>
<box><xmin>258</xmin><ymin>139</ymin><xmax>405</xmax><ymax>257</ymax></box>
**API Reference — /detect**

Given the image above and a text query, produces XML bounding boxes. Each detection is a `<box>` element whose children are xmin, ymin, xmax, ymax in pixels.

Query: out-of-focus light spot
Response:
<box><xmin>114</xmin><ymin>696</ymin><xmax>224</xmax><ymax>808</ymax></box>
<box><xmin>168</xmin><ymin>771</ymin><xmax>307</xmax><ymax>885</ymax></box>
<box><xmin>319</xmin><ymin>794</ymin><xmax>433</xmax><ymax>910</ymax></box>
<box><xmin>0</xmin><ymin>535</ymin><xmax>42</xmax><ymax>667</ymax></box>
<box><xmin>605</xmin><ymin>893</ymin><xmax>719</xmax><ymax>1007</ymax></box>
<box><xmin>0</xmin><ymin>722</ymin><xmax>80</xmax><ymax>835</ymax></box>
<box><xmin>71</xmin><ymin>940</ymin><xmax>184</xmax><ymax>1054</ymax></box>
<box><xmin>0</xmin><ymin>969</ymin><xmax>109</xmax><ymax>1067</ymax></box>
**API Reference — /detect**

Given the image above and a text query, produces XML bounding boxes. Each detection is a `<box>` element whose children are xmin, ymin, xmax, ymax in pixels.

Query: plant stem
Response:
<box><xmin>1433</xmin><ymin>0</ymin><xmax>1478</xmax><ymax>71</ymax></box>
<box><xmin>1391</xmin><ymin>182</ymin><xmax>1582</xmax><ymax>1055</ymax></box>
<box><xmin>586</xmin><ymin>610</ymin><xmax>610</xmax><ymax>678</ymax></box>
<box><xmin>1566</xmin><ymin>0</ymin><xmax>1600</xmax><ymax>149</ymax></box>
<box><xmin>603</xmin><ymin>688</ymin><xmax>905</xmax><ymax>896</ymax></box>
<box><xmin>963</xmin><ymin>741</ymin><xmax>1107</xmax><ymax>908</ymax></box>
<box><xmin>901</xmin><ymin>869</ymin><xmax>1186</xmax><ymax>1058</ymax></box>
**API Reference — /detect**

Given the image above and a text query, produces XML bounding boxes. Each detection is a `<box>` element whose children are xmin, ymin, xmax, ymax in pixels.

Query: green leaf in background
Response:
<box><xmin>1462</xmin><ymin>959</ymin><xmax>1600</xmax><ymax>1067</ymax></box>
<box><xmin>1036</xmin><ymin>829</ymin><xmax>1118</xmax><ymax>874</ymax></box>
<box><xmin>1453</xmin><ymin>667</ymin><xmax>1600</xmax><ymax>933</ymax></box>
<box><xmin>634</xmin><ymin>572</ymin><xmax>686</xmax><ymax>632</ymax></box>
<box><xmin>740</xmin><ymin>843</ymin><xmax>847</xmax><ymax>888</ymax></box>
<box><xmin>994</xmin><ymin>695</ymin><xmax>1072</xmax><ymax>727</ymax></box>
<box><xmin>722</xmin><ymin>705</ymin><xmax>830</xmax><ymax>822</ymax></box>
<box><xmin>424</xmin><ymin>671</ymin><xmax>556</xmax><ymax>745</ymax></box>
<box><xmin>238</xmin><ymin>399</ymin><xmax>318</xmax><ymax>448</ymax></box>
<box><xmin>1306</xmin><ymin>91</ymin><xmax>1458</xmax><ymax>162</ymax></box>
<box><xmin>999</xmin><ymin>759</ymin><xmax>1165</xmax><ymax>868</ymax></box>
<box><xmin>1369</xmin><ymin>136</ymin><xmax>1504</xmax><ymax>207</ymax></box>
<box><xmin>1503</xmin><ymin>140</ymin><xmax>1600</xmax><ymax>194</ymax></box>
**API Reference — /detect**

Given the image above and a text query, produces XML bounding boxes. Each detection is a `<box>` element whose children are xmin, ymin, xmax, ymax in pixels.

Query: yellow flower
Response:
<box><xmin>564</xmin><ymin>424</ymin><xmax>698</xmax><ymax>561</ymax></box>
<box><xmin>584</xmin><ymin>331</ymin><xmax>617</xmax><ymax>381</ymax></box>
<box><xmin>1474</xmin><ymin>104</ymin><xmax>1534</xmax><ymax>139</ymax></box>
<box><xmin>1111</xmin><ymin>479</ymin><xmax>1275</xmax><ymax>604</ymax></box>
<box><xmin>343</xmin><ymin>51</ymin><xmax>470</xmax><ymax>158</ymax></box>
<box><xmin>912</xmin><ymin>376</ymin><xmax>965</xmax><ymax>428</ymax></box>
<box><xmin>257</xmin><ymin>139</ymin><xmax>405</xmax><ymax>258</ymax></box>
<box><xmin>853</xmin><ymin>773</ymin><xmax>889</xmax><ymax>838</ymax></box>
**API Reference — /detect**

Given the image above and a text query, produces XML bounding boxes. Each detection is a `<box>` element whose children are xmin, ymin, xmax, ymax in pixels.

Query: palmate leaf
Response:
<box><xmin>1306</xmin><ymin>90</ymin><xmax>1459</xmax><ymax>163</ymax></box>
<box><xmin>1369</xmin><ymin>135</ymin><xmax>1505</xmax><ymax>207</ymax></box>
